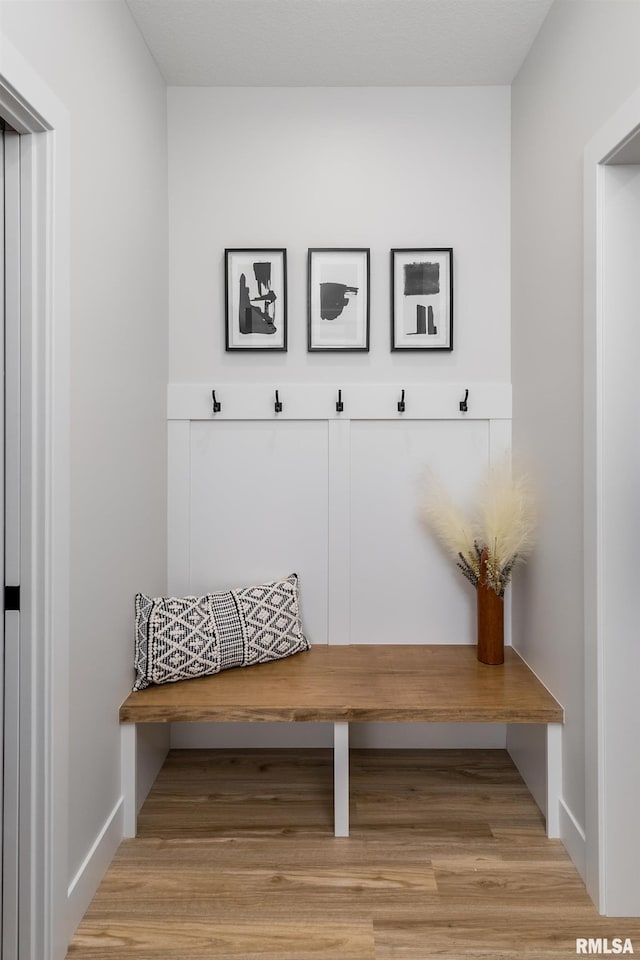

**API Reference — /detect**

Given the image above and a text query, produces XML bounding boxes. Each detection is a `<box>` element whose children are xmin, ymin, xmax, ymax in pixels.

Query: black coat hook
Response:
<box><xmin>336</xmin><ymin>389</ymin><xmax>344</xmax><ymax>413</ymax></box>
<box><xmin>274</xmin><ymin>390</ymin><xmax>283</xmax><ymax>413</ymax></box>
<box><xmin>459</xmin><ymin>389</ymin><xmax>469</xmax><ymax>413</ymax></box>
<box><xmin>212</xmin><ymin>390</ymin><xmax>221</xmax><ymax>413</ymax></box>
<box><xmin>397</xmin><ymin>389</ymin><xmax>406</xmax><ymax>413</ymax></box>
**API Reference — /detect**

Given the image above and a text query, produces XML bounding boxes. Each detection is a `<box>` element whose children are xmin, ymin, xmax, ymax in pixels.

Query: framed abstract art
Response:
<box><xmin>308</xmin><ymin>248</ymin><xmax>370</xmax><ymax>352</ymax></box>
<box><xmin>391</xmin><ymin>248</ymin><xmax>453</xmax><ymax>351</ymax></box>
<box><xmin>225</xmin><ymin>248</ymin><xmax>287</xmax><ymax>351</ymax></box>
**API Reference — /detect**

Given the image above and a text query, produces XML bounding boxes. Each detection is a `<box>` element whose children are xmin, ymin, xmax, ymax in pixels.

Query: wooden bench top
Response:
<box><xmin>120</xmin><ymin>644</ymin><xmax>563</xmax><ymax>725</ymax></box>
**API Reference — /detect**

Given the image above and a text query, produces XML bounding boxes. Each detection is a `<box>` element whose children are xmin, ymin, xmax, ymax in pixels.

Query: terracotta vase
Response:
<box><xmin>476</xmin><ymin>550</ymin><xmax>504</xmax><ymax>665</ymax></box>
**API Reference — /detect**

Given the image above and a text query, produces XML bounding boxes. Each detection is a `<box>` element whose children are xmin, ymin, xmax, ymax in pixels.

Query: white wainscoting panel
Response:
<box><xmin>168</xmin><ymin>382</ymin><xmax>511</xmax><ymax>749</ymax></box>
<box><xmin>170</xmin><ymin>721</ymin><xmax>507</xmax><ymax>750</ymax></box>
<box><xmin>189</xmin><ymin>419</ymin><xmax>329</xmax><ymax>644</ymax></box>
<box><xmin>350</xmin><ymin>420</ymin><xmax>489</xmax><ymax>644</ymax></box>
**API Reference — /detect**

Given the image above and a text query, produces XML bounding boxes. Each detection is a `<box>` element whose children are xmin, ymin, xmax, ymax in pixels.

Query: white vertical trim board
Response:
<box><xmin>120</xmin><ymin>724</ymin><xmax>137</xmax><ymax>839</ymax></box>
<box><xmin>584</xmin><ymin>138</ymin><xmax>606</xmax><ymax>917</ymax></box>
<box><xmin>584</xmin><ymin>82</ymin><xmax>640</xmax><ymax>917</ymax></box>
<box><xmin>327</xmin><ymin>419</ymin><xmax>350</xmax><ymax>646</ymax></box>
<box><xmin>488</xmin><ymin>417</ymin><xmax>513</xmax><ymax>647</ymax></box>
<box><xmin>167</xmin><ymin>419</ymin><xmax>191</xmax><ymax>596</ymax></box>
<box><xmin>545</xmin><ymin>723</ymin><xmax>562</xmax><ymax>839</ymax></box>
<box><xmin>0</xmin><ymin>36</ymin><xmax>71</xmax><ymax>960</ymax></box>
<box><xmin>0</xmin><ymin>120</ymin><xmax>5</xmax><ymax>953</ymax></box>
<box><xmin>66</xmin><ymin>798</ymin><xmax>123</xmax><ymax>945</ymax></box>
<box><xmin>3</xmin><ymin>125</ymin><xmax>21</xmax><ymax>960</ymax></box>
<box><xmin>333</xmin><ymin>722</ymin><xmax>349</xmax><ymax>838</ymax></box>
<box><xmin>4</xmin><ymin>130</ymin><xmax>21</xmax><ymax>589</ymax></box>
<box><xmin>121</xmin><ymin>723</ymin><xmax>169</xmax><ymax>841</ymax></box>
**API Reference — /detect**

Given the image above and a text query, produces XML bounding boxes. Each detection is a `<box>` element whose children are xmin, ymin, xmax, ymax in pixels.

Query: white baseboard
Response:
<box><xmin>66</xmin><ymin>797</ymin><xmax>123</xmax><ymax>942</ymax></box>
<box><xmin>170</xmin><ymin>721</ymin><xmax>507</xmax><ymax>750</ymax></box>
<box><xmin>560</xmin><ymin>796</ymin><xmax>587</xmax><ymax>882</ymax></box>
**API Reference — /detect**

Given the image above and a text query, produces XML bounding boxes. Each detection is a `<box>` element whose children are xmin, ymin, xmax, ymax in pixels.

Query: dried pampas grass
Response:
<box><xmin>421</xmin><ymin>460</ymin><xmax>536</xmax><ymax>596</ymax></box>
<box><xmin>477</xmin><ymin>461</ymin><xmax>536</xmax><ymax>592</ymax></box>
<box><xmin>420</xmin><ymin>475</ymin><xmax>480</xmax><ymax>588</ymax></box>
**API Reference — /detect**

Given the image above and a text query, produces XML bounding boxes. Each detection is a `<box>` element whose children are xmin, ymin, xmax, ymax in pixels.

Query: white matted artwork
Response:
<box><xmin>391</xmin><ymin>248</ymin><xmax>453</xmax><ymax>351</ymax></box>
<box><xmin>225</xmin><ymin>248</ymin><xmax>287</xmax><ymax>351</ymax></box>
<box><xmin>308</xmin><ymin>248</ymin><xmax>370</xmax><ymax>351</ymax></box>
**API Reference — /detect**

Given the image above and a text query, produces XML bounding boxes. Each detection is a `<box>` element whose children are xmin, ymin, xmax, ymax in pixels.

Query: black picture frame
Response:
<box><xmin>307</xmin><ymin>248</ymin><xmax>370</xmax><ymax>352</ymax></box>
<box><xmin>225</xmin><ymin>248</ymin><xmax>287</xmax><ymax>351</ymax></box>
<box><xmin>391</xmin><ymin>248</ymin><xmax>453</xmax><ymax>351</ymax></box>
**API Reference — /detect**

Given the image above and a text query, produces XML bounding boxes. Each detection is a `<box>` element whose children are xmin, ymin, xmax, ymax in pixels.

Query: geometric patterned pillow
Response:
<box><xmin>133</xmin><ymin>573</ymin><xmax>309</xmax><ymax>691</ymax></box>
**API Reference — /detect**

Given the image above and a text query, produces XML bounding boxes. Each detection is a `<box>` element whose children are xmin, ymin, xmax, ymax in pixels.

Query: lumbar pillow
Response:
<box><xmin>133</xmin><ymin>573</ymin><xmax>308</xmax><ymax>691</ymax></box>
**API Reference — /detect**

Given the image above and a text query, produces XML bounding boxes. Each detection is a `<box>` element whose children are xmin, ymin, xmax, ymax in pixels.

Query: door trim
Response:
<box><xmin>584</xmin><ymin>86</ymin><xmax>640</xmax><ymax>915</ymax></box>
<box><xmin>0</xmin><ymin>38</ymin><xmax>71</xmax><ymax>959</ymax></box>
<box><xmin>3</xmin><ymin>123</ymin><xmax>22</xmax><ymax>960</ymax></box>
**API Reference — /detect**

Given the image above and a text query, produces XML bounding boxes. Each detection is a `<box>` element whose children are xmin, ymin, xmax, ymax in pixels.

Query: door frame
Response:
<box><xmin>0</xmin><ymin>38</ymin><xmax>70</xmax><ymax>959</ymax></box>
<box><xmin>584</xmin><ymin>86</ymin><xmax>640</xmax><ymax>916</ymax></box>
<box><xmin>3</xmin><ymin>121</ymin><xmax>24</xmax><ymax>960</ymax></box>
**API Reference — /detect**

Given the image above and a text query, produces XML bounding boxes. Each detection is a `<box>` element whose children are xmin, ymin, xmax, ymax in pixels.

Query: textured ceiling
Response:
<box><xmin>125</xmin><ymin>0</ymin><xmax>555</xmax><ymax>86</ymax></box>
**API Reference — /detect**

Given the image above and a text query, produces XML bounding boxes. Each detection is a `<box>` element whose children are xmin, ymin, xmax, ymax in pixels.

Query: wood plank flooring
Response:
<box><xmin>67</xmin><ymin>749</ymin><xmax>640</xmax><ymax>958</ymax></box>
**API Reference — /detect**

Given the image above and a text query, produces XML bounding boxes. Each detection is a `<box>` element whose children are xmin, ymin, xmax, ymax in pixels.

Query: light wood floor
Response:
<box><xmin>67</xmin><ymin>749</ymin><xmax>640</xmax><ymax>958</ymax></box>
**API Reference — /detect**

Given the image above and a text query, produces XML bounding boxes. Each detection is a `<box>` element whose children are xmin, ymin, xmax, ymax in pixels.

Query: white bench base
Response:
<box><xmin>121</xmin><ymin>720</ymin><xmax>564</xmax><ymax>840</ymax></box>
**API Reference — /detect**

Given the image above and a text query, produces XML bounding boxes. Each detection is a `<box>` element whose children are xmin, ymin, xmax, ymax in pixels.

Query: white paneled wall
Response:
<box><xmin>350</xmin><ymin>420</ymin><xmax>488</xmax><ymax>645</ymax></box>
<box><xmin>168</xmin><ymin>381</ymin><xmax>511</xmax><ymax>749</ymax></box>
<box><xmin>167</xmin><ymin>85</ymin><xmax>512</xmax><ymax>751</ymax></box>
<box><xmin>190</xmin><ymin>420</ymin><xmax>330</xmax><ymax>644</ymax></box>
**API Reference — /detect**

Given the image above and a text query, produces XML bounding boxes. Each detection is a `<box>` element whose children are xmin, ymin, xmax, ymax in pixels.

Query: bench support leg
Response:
<box><xmin>121</xmin><ymin>723</ymin><xmax>137</xmax><ymax>838</ymax></box>
<box><xmin>333</xmin><ymin>721</ymin><xmax>349</xmax><ymax>837</ymax></box>
<box><xmin>546</xmin><ymin>722</ymin><xmax>563</xmax><ymax>839</ymax></box>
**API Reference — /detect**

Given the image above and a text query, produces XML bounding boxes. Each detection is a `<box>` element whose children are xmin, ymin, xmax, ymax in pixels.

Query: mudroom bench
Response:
<box><xmin>119</xmin><ymin>644</ymin><xmax>563</xmax><ymax>840</ymax></box>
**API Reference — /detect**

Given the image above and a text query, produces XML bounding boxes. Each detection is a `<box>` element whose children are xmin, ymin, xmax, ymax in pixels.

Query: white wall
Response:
<box><xmin>168</xmin><ymin>86</ymin><xmax>511</xmax><ymax>382</ymax></box>
<box><xmin>0</xmin><ymin>0</ymin><xmax>169</xmax><ymax>942</ymax></box>
<box><xmin>511</xmin><ymin>0</ymin><xmax>640</xmax><ymax>880</ymax></box>
<box><xmin>167</xmin><ymin>86</ymin><xmax>512</xmax><ymax>751</ymax></box>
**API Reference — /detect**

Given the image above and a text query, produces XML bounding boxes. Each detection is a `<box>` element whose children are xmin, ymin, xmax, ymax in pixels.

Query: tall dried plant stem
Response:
<box><xmin>421</xmin><ymin>462</ymin><xmax>536</xmax><ymax>597</ymax></box>
<box><xmin>420</xmin><ymin>475</ymin><xmax>479</xmax><ymax>585</ymax></box>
